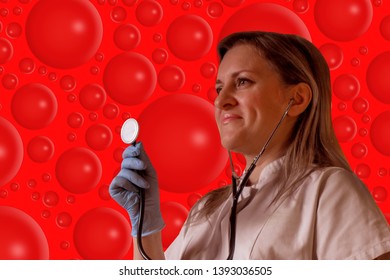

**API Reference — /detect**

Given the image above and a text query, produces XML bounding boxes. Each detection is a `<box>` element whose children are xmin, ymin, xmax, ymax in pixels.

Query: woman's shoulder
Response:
<box><xmin>308</xmin><ymin>165</ymin><xmax>362</xmax><ymax>188</ymax></box>
<box><xmin>295</xmin><ymin>165</ymin><xmax>374</xmax><ymax>205</ymax></box>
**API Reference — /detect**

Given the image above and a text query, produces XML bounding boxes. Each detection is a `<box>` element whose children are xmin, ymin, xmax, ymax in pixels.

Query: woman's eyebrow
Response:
<box><xmin>216</xmin><ymin>70</ymin><xmax>256</xmax><ymax>85</ymax></box>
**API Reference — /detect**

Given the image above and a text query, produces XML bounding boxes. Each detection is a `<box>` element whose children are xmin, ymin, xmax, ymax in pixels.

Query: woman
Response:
<box><xmin>110</xmin><ymin>31</ymin><xmax>390</xmax><ymax>260</ymax></box>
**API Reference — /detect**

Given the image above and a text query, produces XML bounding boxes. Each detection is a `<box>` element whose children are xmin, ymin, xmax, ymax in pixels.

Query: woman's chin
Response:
<box><xmin>221</xmin><ymin>140</ymin><xmax>241</xmax><ymax>153</ymax></box>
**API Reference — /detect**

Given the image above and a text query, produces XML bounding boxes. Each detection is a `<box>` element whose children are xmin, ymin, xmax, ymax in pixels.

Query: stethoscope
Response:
<box><xmin>120</xmin><ymin>99</ymin><xmax>294</xmax><ymax>260</ymax></box>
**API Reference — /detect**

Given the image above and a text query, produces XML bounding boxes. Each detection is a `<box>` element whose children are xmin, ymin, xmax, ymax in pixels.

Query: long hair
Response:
<box><xmin>188</xmin><ymin>31</ymin><xmax>351</xmax><ymax>224</ymax></box>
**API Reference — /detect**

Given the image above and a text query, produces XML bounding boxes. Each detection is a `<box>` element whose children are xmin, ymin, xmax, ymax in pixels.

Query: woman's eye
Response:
<box><xmin>236</xmin><ymin>78</ymin><xmax>250</xmax><ymax>87</ymax></box>
<box><xmin>215</xmin><ymin>87</ymin><xmax>222</xmax><ymax>94</ymax></box>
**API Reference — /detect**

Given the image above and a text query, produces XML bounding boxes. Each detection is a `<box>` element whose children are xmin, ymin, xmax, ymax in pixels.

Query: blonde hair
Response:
<box><xmin>188</xmin><ymin>31</ymin><xmax>351</xmax><ymax>223</ymax></box>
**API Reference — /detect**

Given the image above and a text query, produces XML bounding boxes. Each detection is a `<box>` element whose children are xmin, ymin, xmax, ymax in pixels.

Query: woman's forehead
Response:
<box><xmin>217</xmin><ymin>44</ymin><xmax>272</xmax><ymax>76</ymax></box>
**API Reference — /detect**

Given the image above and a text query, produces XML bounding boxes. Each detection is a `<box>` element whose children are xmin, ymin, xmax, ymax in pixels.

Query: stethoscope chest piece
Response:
<box><xmin>121</xmin><ymin>118</ymin><xmax>139</xmax><ymax>144</ymax></box>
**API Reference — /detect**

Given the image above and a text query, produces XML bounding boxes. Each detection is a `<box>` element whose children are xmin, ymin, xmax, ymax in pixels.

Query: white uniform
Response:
<box><xmin>165</xmin><ymin>157</ymin><xmax>390</xmax><ymax>259</ymax></box>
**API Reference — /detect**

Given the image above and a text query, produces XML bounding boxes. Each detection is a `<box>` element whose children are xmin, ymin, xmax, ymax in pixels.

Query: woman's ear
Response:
<box><xmin>287</xmin><ymin>83</ymin><xmax>312</xmax><ymax>117</ymax></box>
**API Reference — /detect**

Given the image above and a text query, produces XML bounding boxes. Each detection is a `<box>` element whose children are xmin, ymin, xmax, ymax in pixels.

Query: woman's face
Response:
<box><xmin>215</xmin><ymin>43</ymin><xmax>291</xmax><ymax>156</ymax></box>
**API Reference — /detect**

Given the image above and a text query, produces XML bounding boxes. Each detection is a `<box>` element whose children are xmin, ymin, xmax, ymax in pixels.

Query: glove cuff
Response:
<box><xmin>130</xmin><ymin>212</ymin><xmax>165</xmax><ymax>237</ymax></box>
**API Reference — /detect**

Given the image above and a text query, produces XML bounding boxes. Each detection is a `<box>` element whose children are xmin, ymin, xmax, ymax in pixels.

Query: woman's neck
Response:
<box><xmin>243</xmin><ymin>146</ymin><xmax>286</xmax><ymax>185</ymax></box>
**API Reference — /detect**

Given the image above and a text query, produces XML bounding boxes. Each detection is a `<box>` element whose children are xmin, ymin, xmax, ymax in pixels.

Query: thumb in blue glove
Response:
<box><xmin>109</xmin><ymin>142</ymin><xmax>165</xmax><ymax>237</ymax></box>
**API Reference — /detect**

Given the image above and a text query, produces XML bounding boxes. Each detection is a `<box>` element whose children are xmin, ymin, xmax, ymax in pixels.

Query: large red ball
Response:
<box><xmin>11</xmin><ymin>83</ymin><xmax>58</xmax><ymax>130</ymax></box>
<box><xmin>0</xmin><ymin>206</ymin><xmax>49</xmax><ymax>259</ymax></box>
<box><xmin>103</xmin><ymin>52</ymin><xmax>156</xmax><ymax>106</ymax></box>
<box><xmin>0</xmin><ymin>117</ymin><xmax>23</xmax><ymax>187</ymax></box>
<box><xmin>138</xmin><ymin>94</ymin><xmax>227</xmax><ymax>193</ymax></box>
<box><xmin>55</xmin><ymin>147</ymin><xmax>102</xmax><ymax>194</ymax></box>
<box><xmin>25</xmin><ymin>0</ymin><xmax>103</xmax><ymax>69</ymax></box>
<box><xmin>73</xmin><ymin>207</ymin><xmax>131</xmax><ymax>259</ymax></box>
<box><xmin>161</xmin><ymin>201</ymin><xmax>188</xmax><ymax>249</ymax></box>
<box><xmin>219</xmin><ymin>3</ymin><xmax>311</xmax><ymax>41</ymax></box>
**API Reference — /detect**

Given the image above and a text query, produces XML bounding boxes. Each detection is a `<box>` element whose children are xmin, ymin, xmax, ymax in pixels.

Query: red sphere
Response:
<box><xmin>0</xmin><ymin>206</ymin><xmax>49</xmax><ymax>259</ymax></box>
<box><xmin>0</xmin><ymin>117</ymin><xmax>23</xmax><ymax>187</ymax></box>
<box><xmin>138</xmin><ymin>94</ymin><xmax>228</xmax><ymax>193</ymax></box>
<box><xmin>73</xmin><ymin>207</ymin><xmax>131</xmax><ymax>259</ymax></box>
<box><xmin>55</xmin><ymin>147</ymin><xmax>102</xmax><ymax>194</ymax></box>
<box><xmin>25</xmin><ymin>0</ymin><xmax>103</xmax><ymax>68</ymax></box>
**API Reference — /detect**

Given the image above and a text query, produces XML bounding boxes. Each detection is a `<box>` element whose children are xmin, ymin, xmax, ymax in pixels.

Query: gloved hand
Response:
<box><xmin>109</xmin><ymin>142</ymin><xmax>165</xmax><ymax>237</ymax></box>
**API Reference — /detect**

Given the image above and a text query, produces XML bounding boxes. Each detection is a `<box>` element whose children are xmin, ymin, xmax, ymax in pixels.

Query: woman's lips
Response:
<box><xmin>221</xmin><ymin>113</ymin><xmax>242</xmax><ymax>124</ymax></box>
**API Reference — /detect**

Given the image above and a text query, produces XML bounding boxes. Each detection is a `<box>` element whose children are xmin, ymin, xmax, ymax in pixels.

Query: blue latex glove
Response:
<box><xmin>109</xmin><ymin>142</ymin><xmax>165</xmax><ymax>237</ymax></box>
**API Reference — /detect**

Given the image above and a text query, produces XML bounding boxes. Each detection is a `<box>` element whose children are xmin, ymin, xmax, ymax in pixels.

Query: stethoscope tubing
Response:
<box><xmin>227</xmin><ymin>99</ymin><xmax>294</xmax><ymax>259</ymax></box>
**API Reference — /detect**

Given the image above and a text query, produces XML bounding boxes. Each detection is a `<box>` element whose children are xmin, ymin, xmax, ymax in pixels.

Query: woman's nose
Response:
<box><xmin>214</xmin><ymin>87</ymin><xmax>237</xmax><ymax>109</ymax></box>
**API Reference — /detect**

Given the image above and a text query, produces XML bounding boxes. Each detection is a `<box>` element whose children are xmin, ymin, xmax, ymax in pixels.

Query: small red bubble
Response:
<box><xmin>60</xmin><ymin>241</ymin><xmax>70</xmax><ymax>250</ymax></box>
<box><xmin>200</xmin><ymin>62</ymin><xmax>217</xmax><ymax>79</ymax></box>
<box><xmin>351</xmin><ymin>142</ymin><xmax>368</xmax><ymax>159</ymax></box>
<box><xmin>333</xmin><ymin>115</ymin><xmax>357</xmax><ymax>142</ymax></box>
<box><xmin>6</xmin><ymin>22</ymin><xmax>22</xmax><ymax>38</ymax></box>
<box><xmin>333</xmin><ymin>74</ymin><xmax>360</xmax><ymax>101</ymax></box>
<box><xmin>59</xmin><ymin>75</ymin><xmax>76</xmax><ymax>92</ymax></box>
<box><xmin>48</xmin><ymin>72</ymin><xmax>56</xmax><ymax>81</ymax></box>
<box><xmin>355</xmin><ymin>163</ymin><xmax>371</xmax><ymax>179</ymax></box>
<box><xmin>114</xmin><ymin>24</ymin><xmax>141</xmax><ymax>51</ymax></box>
<box><xmin>27</xmin><ymin>136</ymin><xmax>55</xmax><ymax>163</ymax></box>
<box><xmin>103</xmin><ymin>103</ymin><xmax>119</xmax><ymax>119</ymax></box>
<box><xmin>79</xmin><ymin>84</ymin><xmax>107</xmax><ymax>111</ymax></box>
<box><xmin>43</xmin><ymin>191</ymin><xmax>59</xmax><ymax>207</ymax></box>
<box><xmin>372</xmin><ymin>186</ymin><xmax>387</xmax><ymax>202</ymax></box>
<box><xmin>19</xmin><ymin>58</ymin><xmax>35</xmax><ymax>73</ymax></box>
<box><xmin>319</xmin><ymin>43</ymin><xmax>344</xmax><ymax>70</ymax></box>
<box><xmin>182</xmin><ymin>1</ymin><xmax>191</xmax><ymax>10</ymax></box>
<box><xmin>56</xmin><ymin>212</ymin><xmax>72</xmax><ymax>228</ymax></box>
<box><xmin>27</xmin><ymin>179</ymin><xmax>37</xmax><ymax>188</ymax></box>
<box><xmin>293</xmin><ymin>0</ymin><xmax>309</xmax><ymax>13</ymax></box>
<box><xmin>0</xmin><ymin>38</ymin><xmax>13</xmax><ymax>63</ymax></box>
<box><xmin>152</xmin><ymin>48</ymin><xmax>168</xmax><ymax>64</ymax></box>
<box><xmin>158</xmin><ymin>65</ymin><xmax>185</xmax><ymax>92</ymax></box>
<box><xmin>41</xmin><ymin>210</ymin><xmax>51</xmax><ymax>219</ymax></box>
<box><xmin>85</xmin><ymin>124</ymin><xmax>113</xmax><ymax>151</ymax></box>
<box><xmin>135</xmin><ymin>0</ymin><xmax>163</xmax><ymax>27</ymax></box>
<box><xmin>10</xmin><ymin>182</ymin><xmax>20</xmax><ymax>192</ymax></box>
<box><xmin>2</xmin><ymin>73</ymin><xmax>18</xmax><ymax>90</ymax></box>
<box><xmin>111</xmin><ymin>6</ymin><xmax>127</xmax><ymax>23</ymax></box>
<box><xmin>352</xmin><ymin>97</ymin><xmax>369</xmax><ymax>114</ymax></box>
<box><xmin>68</xmin><ymin>132</ymin><xmax>78</xmax><ymax>142</ymax></box>
<box><xmin>67</xmin><ymin>112</ymin><xmax>84</xmax><ymax>128</ymax></box>
<box><xmin>207</xmin><ymin>2</ymin><xmax>224</xmax><ymax>18</ymax></box>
